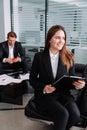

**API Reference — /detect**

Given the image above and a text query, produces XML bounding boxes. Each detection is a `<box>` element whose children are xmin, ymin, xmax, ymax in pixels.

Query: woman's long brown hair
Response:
<box><xmin>44</xmin><ymin>25</ymin><xmax>74</xmax><ymax>70</ymax></box>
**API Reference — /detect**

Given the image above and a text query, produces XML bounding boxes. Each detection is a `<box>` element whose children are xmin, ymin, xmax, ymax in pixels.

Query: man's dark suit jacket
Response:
<box><xmin>29</xmin><ymin>50</ymin><xmax>75</xmax><ymax>98</ymax></box>
<box><xmin>0</xmin><ymin>40</ymin><xmax>28</xmax><ymax>74</ymax></box>
<box><xmin>0</xmin><ymin>40</ymin><xmax>25</xmax><ymax>62</ymax></box>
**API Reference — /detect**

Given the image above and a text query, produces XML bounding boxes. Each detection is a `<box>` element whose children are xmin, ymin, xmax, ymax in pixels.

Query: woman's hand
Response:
<box><xmin>43</xmin><ymin>84</ymin><xmax>56</xmax><ymax>94</ymax></box>
<box><xmin>72</xmin><ymin>80</ymin><xmax>85</xmax><ymax>89</ymax></box>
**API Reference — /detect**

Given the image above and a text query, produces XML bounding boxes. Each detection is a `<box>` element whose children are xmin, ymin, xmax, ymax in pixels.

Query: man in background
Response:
<box><xmin>0</xmin><ymin>31</ymin><xmax>28</xmax><ymax>74</ymax></box>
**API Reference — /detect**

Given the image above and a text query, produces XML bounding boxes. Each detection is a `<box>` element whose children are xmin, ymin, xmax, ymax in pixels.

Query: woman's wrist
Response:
<box><xmin>43</xmin><ymin>88</ymin><xmax>46</xmax><ymax>94</ymax></box>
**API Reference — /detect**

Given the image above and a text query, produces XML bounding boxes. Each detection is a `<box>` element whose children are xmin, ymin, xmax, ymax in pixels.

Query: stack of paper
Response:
<box><xmin>19</xmin><ymin>73</ymin><xmax>30</xmax><ymax>80</ymax></box>
<box><xmin>0</xmin><ymin>73</ymin><xmax>29</xmax><ymax>86</ymax></box>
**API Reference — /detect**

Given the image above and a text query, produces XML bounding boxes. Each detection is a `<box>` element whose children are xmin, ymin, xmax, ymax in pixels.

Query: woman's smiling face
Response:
<box><xmin>49</xmin><ymin>30</ymin><xmax>65</xmax><ymax>53</ymax></box>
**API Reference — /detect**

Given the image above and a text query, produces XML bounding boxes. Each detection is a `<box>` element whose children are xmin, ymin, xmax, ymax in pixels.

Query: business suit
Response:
<box><xmin>29</xmin><ymin>50</ymin><xmax>80</xmax><ymax>130</ymax></box>
<box><xmin>0</xmin><ymin>40</ymin><xmax>28</xmax><ymax>74</ymax></box>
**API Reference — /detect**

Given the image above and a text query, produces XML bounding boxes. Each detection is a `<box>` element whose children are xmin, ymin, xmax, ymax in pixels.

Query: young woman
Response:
<box><xmin>29</xmin><ymin>25</ymin><xmax>85</xmax><ymax>130</ymax></box>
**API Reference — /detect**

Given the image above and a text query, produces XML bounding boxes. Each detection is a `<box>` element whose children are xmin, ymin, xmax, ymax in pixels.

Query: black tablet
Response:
<box><xmin>52</xmin><ymin>75</ymin><xmax>86</xmax><ymax>88</ymax></box>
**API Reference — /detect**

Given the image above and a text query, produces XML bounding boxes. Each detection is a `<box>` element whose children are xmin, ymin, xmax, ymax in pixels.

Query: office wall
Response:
<box><xmin>0</xmin><ymin>0</ymin><xmax>11</xmax><ymax>42</ymax></box>
<box><xmin>74</xmin><ymin>48</ymin><xmax>87</xmax><ymax>64</ymax></box>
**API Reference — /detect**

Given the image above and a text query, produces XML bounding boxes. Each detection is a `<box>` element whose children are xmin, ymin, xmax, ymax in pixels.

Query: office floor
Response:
<box><xmin>0</xmin><ymin>93</ymin><xmax>86</xmax><ymax>130</ymax></box>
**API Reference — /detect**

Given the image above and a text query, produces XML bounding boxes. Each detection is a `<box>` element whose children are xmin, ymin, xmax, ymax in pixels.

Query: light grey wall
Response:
<box><xmin>67</xmin><ymin>46</ymin><xmax>87</xmax><ymax>64</ymax></box>
<box><xmin>0</xmin><ymin>0</ymin><xmax>5</xmax><ymax>41</ymax></box>
<box><xmin>74</xmin><ymin>48</ymin><xmax>87</xmax><ymax>64</ymax></box>
<box><xmin>0</xmin><ymin>0</ymin><xmax>11</xmax><ymax>42</ymax></box>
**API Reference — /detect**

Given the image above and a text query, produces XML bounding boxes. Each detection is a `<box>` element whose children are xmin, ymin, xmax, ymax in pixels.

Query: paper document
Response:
<box><xmin>19</xmin><ymin>73</ymin><xmax>30</xmax><ymax>80</ymax></box>
<box><xmin>0</xmin><ymin>73</ymin><xmax>29</xmax><ymax>86</ymax></box>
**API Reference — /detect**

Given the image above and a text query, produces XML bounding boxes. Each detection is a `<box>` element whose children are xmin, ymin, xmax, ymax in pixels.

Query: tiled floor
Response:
<box><xmin>0</xmin><ymin>93</ymin><xmax>52</xmax><ymax>130</ymax></box>
<box><xmin>0</xmin><ymin>109</ymin><xmax>53</xmax><ymax>130</ymax></box>
<box><xmin>0</xmin><ymin>93</ymin><xmax>86</xmax><ymax>130</ymax></box>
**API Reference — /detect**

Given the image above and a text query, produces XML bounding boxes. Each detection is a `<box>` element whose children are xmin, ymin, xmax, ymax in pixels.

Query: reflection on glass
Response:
<box><xmin>11</xmin><ymin>0</ymin><xmax>87</xmax><ymax>48</ymax></box>
<box><xmin>48</xmin><ymin>0</ymin><xmax>87</xmax><ymax>47</ymax></box>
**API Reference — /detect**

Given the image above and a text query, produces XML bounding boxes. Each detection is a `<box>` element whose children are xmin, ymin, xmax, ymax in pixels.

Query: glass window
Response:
<box><xmin>11</xmin><ymin>0</ymin><xmax>87</xmax><ymax>48</ymax></box>
<box><xmin>47</xmin><ymin>0</ymin><xmax>87</xmax><ymax>47</ymax></box>
<box><xmin>11</xmin><ymin>0</ymin><xmax>45</xmax><ymax>47</ymax></box>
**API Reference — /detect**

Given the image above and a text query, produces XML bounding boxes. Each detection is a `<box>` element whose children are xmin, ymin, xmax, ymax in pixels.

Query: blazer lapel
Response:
<box><xmin>43</xmin><ymin>51</ymin><xmax>54</xmax><ymax>82</ymax></box>
<box><xmin>43</xmin><ymin>51</ymin><xmax>66</xmax><ymax>82</ymax></box>
<box><xmin>4</xmin><ymin>42</ymin><xmax>9</xmax><ymax>56</ymax></box>
<box><xmin>13</xmin><ymin>42</ymin><xmax>17</xmax><ymax>57</ymax></box>
<box><xmin>55</xmin><ymin>56</ymin><xmax>66</xmax><ymax>80</ymax></box>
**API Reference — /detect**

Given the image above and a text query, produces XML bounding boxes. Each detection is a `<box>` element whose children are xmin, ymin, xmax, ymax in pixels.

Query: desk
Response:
<box><xmin>0</xmin><ymin>93</ymin><xmax>32</xmax><ymax>111</ymax></box>
<box><xmin>0</xmin><ymin>81</ymin><xmax>27</xmax><ymax>105</ymax></box>
<box><xmin>0</xmin><ymin>73</ymin><xmax>29</xmax><ymax>105</ymax></box>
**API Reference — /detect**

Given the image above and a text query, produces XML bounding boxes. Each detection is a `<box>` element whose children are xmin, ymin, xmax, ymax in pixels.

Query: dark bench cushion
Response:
<box><xmin>78</xmin><ymin>87</ymin><xmax>87</xmax><ymax>116</ymax></box>
<box><xmin>75</xmin><ymin>63</ymin><xmax>87</xmax><ymax>77</ymax></box>
<box><xmin>25</xmin><ymin>97</ymin><xmax>52</xmax><ymax>122</ymax></box>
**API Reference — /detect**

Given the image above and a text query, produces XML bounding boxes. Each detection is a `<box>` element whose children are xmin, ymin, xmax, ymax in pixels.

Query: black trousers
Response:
<box><xmin>0</xmin><ymin>60</ymin><xmax>28</xmax><ymax>74</ymax></box>
<box><xmin>36</xmin><ymin>93</ymin><xmax>80</xmax><ymax>130</ymax></box>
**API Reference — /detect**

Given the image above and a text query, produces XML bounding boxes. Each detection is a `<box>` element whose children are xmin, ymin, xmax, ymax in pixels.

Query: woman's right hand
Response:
<box><xmin>43</xmin><ymin>84</ymin><xmax>56</xmax><ymax>94</ymax></box>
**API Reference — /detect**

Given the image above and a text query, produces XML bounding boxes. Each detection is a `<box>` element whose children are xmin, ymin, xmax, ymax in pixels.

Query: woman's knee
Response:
<box><xmin>63</xmin><ymin>108</ymin><xmax>69</xmax><ymax>120</ymax></box>
<box><xmin>73</xmin><ymin>107</ymin><xmax>80</xmax><ymax>121</ymax></box>
<box><xmin>66</xmin><ymin>101</ymin><xmax>80</xmax><ymax>121</ymax></box>
<box><xmin>54</xmin><ymin>107</ymin><xmax>69</xmax><ymax>121</ymax></box>
<box><xmin>72</xmin><ymin>103</ymin><xmax>80</xmax><ymax>118</ymax></box>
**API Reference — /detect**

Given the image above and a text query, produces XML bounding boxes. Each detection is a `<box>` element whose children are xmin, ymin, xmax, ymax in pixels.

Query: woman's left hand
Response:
<box><xmin>72</xmin><ymin>80</ymin><xmax>85</xmax><ymax>89</ymax></box>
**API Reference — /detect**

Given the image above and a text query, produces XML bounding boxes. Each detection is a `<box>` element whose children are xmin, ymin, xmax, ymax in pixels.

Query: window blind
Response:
<box><xmin>11</xmin><ymin>0</ymin><xmax>87</xmax><ymax>47</ymax></box>
<box><xmin>11</xmin><ymin>0</ymin><xmax>45</xmax><ymax>47</ymax></box>
<box><xmin>47</xmin><ymin>0</ymin><xmax>87</xmax><ymax>47</ymax></box>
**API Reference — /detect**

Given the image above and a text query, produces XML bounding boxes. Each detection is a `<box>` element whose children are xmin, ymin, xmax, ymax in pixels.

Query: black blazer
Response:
<box><xmin>0</xmin><ymin>40</ymin><xmax>25</xmax><ymax>62</ymax></box>
<box><xmin>29</xmin><ymin>50</ymin><xmax>75</xmax><ymax>97</ymax></box>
